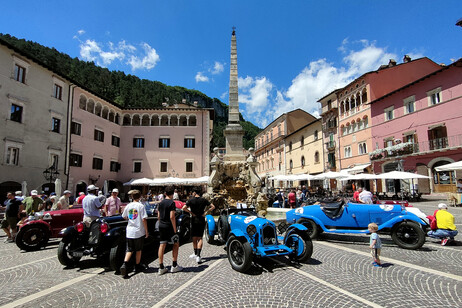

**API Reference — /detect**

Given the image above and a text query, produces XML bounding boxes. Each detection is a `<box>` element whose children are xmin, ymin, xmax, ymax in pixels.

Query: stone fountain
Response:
<box><xmin>206</xmin><ymin>29</ymin><xmax>268</xmax><ymax>216</ymax></box>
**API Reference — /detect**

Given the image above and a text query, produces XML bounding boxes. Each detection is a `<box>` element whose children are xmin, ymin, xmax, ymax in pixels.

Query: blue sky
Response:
<box><xmin>1</xmin><ymin>1</ymin><xmax>461</xmax><ymax>127</ymax></box>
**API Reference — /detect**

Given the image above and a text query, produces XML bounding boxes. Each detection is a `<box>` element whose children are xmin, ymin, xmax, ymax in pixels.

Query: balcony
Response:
<box><xmin>325</xmin><ymin>141</ymin><xmax>336</xmax><ymax>150</ymax></box>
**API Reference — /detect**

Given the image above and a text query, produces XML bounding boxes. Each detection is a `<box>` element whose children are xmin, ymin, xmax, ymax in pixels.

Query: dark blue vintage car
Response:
<box><xmin>206</xmin><ymin>207</ymin><xmax>313</xmax><ymax>272</ymax></box>
<box><xmin>286</xmin><ymin>200</ymin><xmax>429</xmax><ymax>250</ymax></box>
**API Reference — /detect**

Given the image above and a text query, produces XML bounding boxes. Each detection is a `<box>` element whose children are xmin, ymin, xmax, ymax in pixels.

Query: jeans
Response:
<box><xmin>427</xmin><ymin>229</ymin><xmax>458</xmax><ymax>240</ymax></box>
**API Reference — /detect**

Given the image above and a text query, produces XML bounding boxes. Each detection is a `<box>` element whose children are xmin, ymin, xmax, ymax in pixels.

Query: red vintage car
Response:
<box><xmin>16</xmin><ymin>208</ymin><xmax>84</xmax><ymax>251</ymax></box>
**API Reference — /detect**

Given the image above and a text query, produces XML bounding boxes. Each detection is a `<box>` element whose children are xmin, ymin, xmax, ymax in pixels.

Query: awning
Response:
<box><xmin>342</xmin><ymin>163</ymin><xmax>371</xmax><ymax>174</ymax></box>
<box><xmin>435</xmin><ymin>161</ymin><xmax>462</xmax><ymax>172</ymax></box>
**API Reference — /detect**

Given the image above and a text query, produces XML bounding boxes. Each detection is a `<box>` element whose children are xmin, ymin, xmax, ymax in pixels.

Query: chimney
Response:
<box><xmin>162</xmin><ymin>102</ymin><xmax>168</xmax><ymax>107</ymax></box>
<box><xmin>403</xmin><ymin>55</ymin><xmax>411</xmax><ymax>63</ymax></box>
<box><xmin>182</xmin><ymin>99</ymin><xmax>186</xmax><ymax>104</ymax></box>
<box><xmin>388</xmin><ymin>59</ymin><xmax>397</xmax><ymax>67</ymax></box>
<box><xmin>193</xmin><ymin>101</ymin><xmax>198</xmax><ymax>107</ymax></box>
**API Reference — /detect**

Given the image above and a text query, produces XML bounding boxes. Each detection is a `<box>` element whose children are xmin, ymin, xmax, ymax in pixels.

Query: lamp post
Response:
<box><xmin>43</xmin><ymin>165</ymin><xmax>59</xmax><ymax>193</ymax></box>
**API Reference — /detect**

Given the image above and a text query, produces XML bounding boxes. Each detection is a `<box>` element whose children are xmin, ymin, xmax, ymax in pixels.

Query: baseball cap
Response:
<box><xmin>112</xmin><ymin>188</ymin><xmax>119</xmax><ymax>193</ymax></box>
<box><xmin>87</xmin><ymin>185</ymin><xmax>98</xmax><ymax>191</ymax></box>
<box><xmin>63</xmin><ymin>190</ymin><xmax>71</xmax><ymax>194</ymax></box>
<box><xmin>50</xmin><ymin>192</ymin><xmax>56</xmax><ymax>196</ymax></box>
<box><xmin>438</xmin><ymin>203</ymin><xmax>448</xmax><ymax>209</ymax></box>
<box><xmin>31</xmin><ymin>190</ymin><xmax>38</xmax><ymax>196</ymax></box>
<box><xmin>128</xmin><ymin>189</ymin><xmax>140</xmax><ymax>195</ymax></box>
<box><xmin>79</xmin><ymin>192</ymin><xmax>85</xmax><ymax>196</ymax></box>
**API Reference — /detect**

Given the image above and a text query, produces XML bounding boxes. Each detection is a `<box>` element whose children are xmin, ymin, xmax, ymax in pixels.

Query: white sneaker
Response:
<box><xmin>195</xmin><ymin>256</ymin><xmax>202</xmax><ymax>263</ymax></box>
<box><xmin>189</xmin><ymin>253</ymin><xmax>196</xmax><ymax>259</ymax></box>
<box><xmin>170</xmin><ymin>265</ymin><xmax>183</xmax><ymax>273</ymax></box>
<box><xmin>158</xmin><ymin>267</ymin><xmax>168</xmax><ymax>275</ymax></box>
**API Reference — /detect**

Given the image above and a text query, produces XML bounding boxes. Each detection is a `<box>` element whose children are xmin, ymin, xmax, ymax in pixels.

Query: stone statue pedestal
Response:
<box><xmin>223</xmin><ymin>124</ymin><xmax>245</xmax><ymax>162</ymax></box>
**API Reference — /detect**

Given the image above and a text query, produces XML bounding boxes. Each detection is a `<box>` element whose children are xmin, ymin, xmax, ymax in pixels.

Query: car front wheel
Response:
<box><xmin>391</xmin><ymin>221</ymin><xmax>425</xmax><ymax>250</ymax></box>
<box><xmin>227</xmin><ymin>236</ymin><xmax>253</xmax><ymax>273</ymax></box>
<box><xmin>286</xmin><ymin>231</ymin><xmax>313</xmax><ymax>262</ymax></box>
<box><xmin>15</xmin><ymin>225</ymin><xmax>50</xmax><ymax>251</ymax></box>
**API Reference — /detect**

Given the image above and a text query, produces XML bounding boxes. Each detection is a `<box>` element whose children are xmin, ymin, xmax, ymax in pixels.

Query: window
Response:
<box><xmin>184</xmin><ymin>138</ymin><xmax>195</xmax><ymax>148</ymax></box>
<box><xmin>314</xmin><ymin>151</ymin><xmax>320</xmax><ymax>163</ymax></box>
<box><xmin>50</xmin><ymin>154</ymin><xmax>59</xmax><ymax>169</ymax></box>
<box><xmin>159</xmin><ymin>138</ymin><xmax>170</xmax><ymax>148</ymax></box>
<box><xmin>289</xmin><ymin>160</ymin><xmax>293</xmax><ymax>169</ymax></box>
<box><xmin>92</xmin><ymin>157</ymin><xmax>103</xmax><ymax>170</ymax></box>
<box><xmin>6</xmin><ymin>147</ymin><xmax>19</xmax><ymax>165</ymax></box>
<box><xmin>14</xmin><ymin>64</ymin><xmax>26</xmax><ymax>83</ymax></box>
<box><xmin>94</xmin><ymin>129</ymin><xmax>104</xmax><ymax>142</ymax></box>
<box><xmin>160</xmin><ymin>162</ymin><xmax>168</xmax><ymax>173</ymax></box>
<box><xmin>301</xmin><ymin>156</ymin><xmax>305</xmax><ymax>167</ymax></box>
<box><xmin>112</xmin><ymin>135</ymin><xmax>120</xmax><ymax>147</ymax></box>
<box><xmin>133</xmin><ymin>137</ymin><xmax>144</xmax><ymax>148</ymax></box>
<box><xmin>301</xmin><ymin>136</ymin><xmax>304</xmax><ymax>147</ymax></box>
<box><xmin>10</xmin><ymin>104</ymin><xmax>23</xmax><ymax>123</ymax></box>
<box><xmin>403</xmin><ymin>96</ymin><xmax>415</xmax><ymax>114</ymax></box>
<box><xmin>69</xmin><ymin>153</ymin><xmax>82</xmax><ymax>167</ymax></box>
<box><xmin>344</xmin><ymin>146</ymin><xmax>352</xmax><ymax>158</ymax></box>
<box><xmin>314</xmin><ymin>130</ymin><xmax>318</xmax><ymax>140</ymax></box>
<box><xmin>384</xmin><ymin>106</ymin><xmax>394</xmax><ymax>121</ymax></box>
<box><xmin>133</xmin><ymin>161</ymin><xmax>142</xmax><ymax>173</ymax></box>
<box><xmin>71</xmin><ymin>122</ymin><xmax>81</xmax><ymax>135</ymax></box>
<box><xmin>358</xmin><ymin>142</ymin><xmax>367</xmax><ymax>155</ymax></box>
<box><xmin>110</xmin><ymin>161</ymin><xmax>120</xmax><ymax>172</ymax></box>
<box><xmin>428</xmin><ymin>88</ymin><xmax>442</xmax><ymax>106</ymax></box>
<box><xmin>289</xmin><ymin>142</ymin><xmax>292</xmax><ymax>151</ymax></box>
<box><xmin>186</xmin><ymin>162</ymin><xmax>193</xmax><ymax>172</ymax></box>
<box><xmin>53</xmin><ymin>84</ymin><xmax>63</xmax><ymax>100</ymax></box>
<box><xmin>51</xmin><ymin>118</ymin><xmax>61</xmax><ymax>133</ymax></box>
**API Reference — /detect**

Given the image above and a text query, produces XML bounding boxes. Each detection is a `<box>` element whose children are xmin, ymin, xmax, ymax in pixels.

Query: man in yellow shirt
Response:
<box><xmin>427</xmin><ymin>203</ymin><xmax>458</xmax><ymax>246</ymax></box>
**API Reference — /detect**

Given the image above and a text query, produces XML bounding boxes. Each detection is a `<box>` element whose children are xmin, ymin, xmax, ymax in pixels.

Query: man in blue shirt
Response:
<box><xmin>82</xmin><ymin>185</ymin><xmax>102</xmax><ymax>227</ymax></box>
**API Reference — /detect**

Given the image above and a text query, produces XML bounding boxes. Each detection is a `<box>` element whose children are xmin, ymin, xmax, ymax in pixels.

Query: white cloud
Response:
<box><xmin>210</xmin><ymin>61</ymin><xmax>224</xmax><ymax>75</ymax></box>
<box><xmin>127</xmin><ymin>43</ymin><xmax>160</xmax><ymax>70</ymax></box>
<box><xmin>240</xmin><ymin>39</ymin><xmax>397</xmax><ymax>127</ymax></box>
<box><xmin>78</xmin><ymin>29</ymin><xmax>85</xmax><ymax>35</ymax></box>
<box><xmin>79</xmin><ymin>39</ymin><xmax>102</xmax><ymax>62</ymax></box>
<box><xmin>195</xmin><ymin>72</ymin><xmax>209</xmax><ymax>83</ymax></box>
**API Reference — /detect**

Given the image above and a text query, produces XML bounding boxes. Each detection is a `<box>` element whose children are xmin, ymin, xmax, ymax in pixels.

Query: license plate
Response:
<box><xmin>73</xmin><ymin>251</ymin><xmax>84</xmax><ymax>257</ymax></box>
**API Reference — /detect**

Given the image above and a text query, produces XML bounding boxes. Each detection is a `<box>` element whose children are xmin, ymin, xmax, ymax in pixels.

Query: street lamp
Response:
<box><xmin>43</xmin><ymin>165</ymin><xmax>59</xmax><ymax>184</ymax></box>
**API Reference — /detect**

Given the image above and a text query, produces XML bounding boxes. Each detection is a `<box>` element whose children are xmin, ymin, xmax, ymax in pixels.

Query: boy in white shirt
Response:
<box><xmin>120</xmin><ymin>190</ymin><xmax>149</xmax><ymax>278</ymax></box>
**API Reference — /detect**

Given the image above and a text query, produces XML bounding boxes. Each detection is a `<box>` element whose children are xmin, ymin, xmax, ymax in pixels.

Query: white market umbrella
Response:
<box><xmin>123</xmin><ymin>178</ymin><xmax>135</xmax><ymax>186</ymax></box>
<box><xmin>292</xmin><ymin>173</ymin><xmax>316</xmax><ymax>181</ymax></box>
<box><xmin>377</xmin><ymin>171</ymin><xmax>430</xmax><ymax>180</ymax></box>
<box><xmin>435</xmin><ymin>161</ymin><xmax>462</xmax><ymax>172</ymax></box>
<box><xmin>55</xmin><ymin>178</ymin><xmax>62</xmax><ymax>197</ymax></box>
<box><xmin>124</xmin><ymin>178</ymin><xmax>153</xmax><ymax>186</ymax></box>
<box><xmin>341</xmin><ymin>173</ymin><xmax>380</xmax><ymax>181</ymax></box>
<box><xmin>21</xmin><ymin>181</ymin><xmax>28</xmax><ymax>197</ymax></box>
<box><xmin>312</xmin><ymin>171</ymin><xmax>348</xmax><ymax>180</ymax></box>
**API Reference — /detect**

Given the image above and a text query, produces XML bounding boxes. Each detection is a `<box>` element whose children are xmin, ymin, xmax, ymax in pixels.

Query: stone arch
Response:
<box><xmin>141</xmin><ymin>114</ymin><xmax>150</xmax><ymax>126</ymax></box>
<box><xmin>101</xmin><ymin>106</ymin><xmax>109</xmax><ymax>119</ymax></box>
<box><xmin>108</xmin><ymin>109</ymin><xmax>115</xmax><ymax>122</ymax></box>
<box><xmin>132</xmin><ymin>114</ymin><xmax>141</xmax><ymax>126</ymax></box>
<box><xmin>151</xmin><ymin>115</ymin><xmax>159</xmax><ymax>126</ymax></box>
<box><xmin>87</xmin><ymin>99</ymin><xmax>95</xmax><ymax>114</ymax></box>
<box><xmin>122</xmin><ymin>114</ymin><xmax>131</xmax><ymax>126</ymax></box>
<box><xmin>179</xmin><ymin>115</ymin><xmax>188</xmax><ymax>126</ymax></box>
<box><xmin>79</xmin><ymin>95</ymin><xmax>87</xmax><ymax>111</ymax></box>
<box><xmin>189</xmin><ymin>115</ymin><xmax>197</xmax><ymax>126</ymax></box>
<box><xmin>170</xmin><ymin>114</ymin><xmax>178</xmax><ymax>126</ymax></box>
<box><xmin>160</xmin><ymin>114</ymin><xmax>169</xmax><ymax>126</ymax></box>
<box><xmin>115</xmin><ymin>113</ymin><xmax>120</xmax><ymax>125</ymax></box>
<box><xmin>94</xmin><ymin>102</ymin><xmax>102</xmax><ymax>117</ymax></box>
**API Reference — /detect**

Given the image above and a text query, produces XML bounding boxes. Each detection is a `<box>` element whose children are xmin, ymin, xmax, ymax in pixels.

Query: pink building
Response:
<box><xmin>370</xmin><ymin>59</ymin><xmax>462</xmax><ymax>193</ymax></box>
<box><xmin>69</xmin><ymin>87</ymin><xmax>213</xmax><ymax>196</ymax></box>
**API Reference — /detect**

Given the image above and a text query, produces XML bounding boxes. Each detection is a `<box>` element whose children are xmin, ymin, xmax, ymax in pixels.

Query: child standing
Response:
<box><xmin>368</xmin><ymin>223</ymin><xmax>382</xmax><ymax>267</ymax></box>
<box><xmin>120</xmin><ymin>190</ymin><xmax>149</xmax><ymax>278</ymax></box>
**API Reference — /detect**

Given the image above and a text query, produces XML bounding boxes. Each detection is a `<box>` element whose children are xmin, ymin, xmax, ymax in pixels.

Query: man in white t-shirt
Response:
<box><xmin>359</xmin><ymin>188</ymin><xmax>373</xmax><ymax>204</ymax></box>
<box><xmin>119</xmin><ymin>190</ymin><xmax>148</xmax><ymax>278</ymax></box>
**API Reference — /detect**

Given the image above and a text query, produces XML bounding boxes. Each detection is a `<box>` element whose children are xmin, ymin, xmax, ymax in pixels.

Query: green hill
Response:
<box><xmin>0</xmin><ymin>33</ymin><xmax>261</xmax><ymax>149</ymax></box>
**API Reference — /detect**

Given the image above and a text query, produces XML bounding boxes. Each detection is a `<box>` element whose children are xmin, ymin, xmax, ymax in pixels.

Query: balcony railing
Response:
<box><xmin>370</xmin><ymin>134</ymin><xmax>462</xmax><ymax>160</ymax></box>
<box><xmin>325</xmin><ymin>141</ymin><xmax>336</xmax><ymax>150</ymax></box>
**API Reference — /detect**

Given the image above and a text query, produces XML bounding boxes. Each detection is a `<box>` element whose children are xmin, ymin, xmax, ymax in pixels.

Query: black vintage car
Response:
<box><xmin>57</xmin><ymin>202</ymin><xmax>191</xmax><ymax>272</ymax></box>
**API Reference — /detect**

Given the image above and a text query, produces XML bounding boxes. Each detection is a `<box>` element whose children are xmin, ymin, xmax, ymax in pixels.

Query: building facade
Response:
<box><xmin>369</xmin><ymin>59</ymin><xmax>462</xmax><ymax>193</ymax></box>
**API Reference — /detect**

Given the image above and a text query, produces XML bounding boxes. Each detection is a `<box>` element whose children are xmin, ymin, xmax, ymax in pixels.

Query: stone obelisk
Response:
<box><xmin>224</xmin><ymin>28</ymin><xmax>246</xmax><ymax>162</ymax></box>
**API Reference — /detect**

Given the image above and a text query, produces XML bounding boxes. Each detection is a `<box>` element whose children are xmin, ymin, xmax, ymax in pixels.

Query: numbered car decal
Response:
<box><xmin>295</xmin><ymin>208</ymin><xmax>304</xmax><ymax>215</ymax></box>
<box><xmin>379</xmin><ymin>204</ymin><xmax>394</xmax><ymax>211</ymax></box>
<box><xmin>244</xmin><ymin>216</ymin><xmax>257</xmax><ymax>224</ymax></box>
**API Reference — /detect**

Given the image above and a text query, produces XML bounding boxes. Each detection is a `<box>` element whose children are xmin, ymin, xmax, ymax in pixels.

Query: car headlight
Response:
<box><xmin>246</xmin><ymin>224</ymin><xmax>257</xmax><ymax>236</ymax></box>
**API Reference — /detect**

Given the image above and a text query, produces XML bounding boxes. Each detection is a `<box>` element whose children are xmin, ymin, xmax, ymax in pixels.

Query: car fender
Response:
<box><xmin>205</xmin><ymin>215</ymin><xmax>216</xmax><ymax>236</ymax></box>
<box><xmin>378</xmin><ymin>214</ymin><xmax>426</xmax><ymax>230</ymax></box>
<box><xmin>59</xmin><ymin>225</ymin><xmax>78</xmax><ymax>241</ymax></box>
<box><xmin>229</xmin><ymin>229</ymin><xmax>250</xmax><ymax>242</ymax></box>
<box><xmin>284</xmin><ymin>223</ymin><xmax>308</xmax><ymax>242</ymax></box>
<box><xmin>106</xmin><ymin>226</ymin><xmax>126</xmax><ymax>239</ymax></box>
<box><xmin>20</xmin><ymin>219</ymin><xmax>52</xmax><ymax>233</ymax></box>
<box><xmin>293</xmin><ymin>215</ymin><xmax>329</xmax><ymax>232</ymax></box>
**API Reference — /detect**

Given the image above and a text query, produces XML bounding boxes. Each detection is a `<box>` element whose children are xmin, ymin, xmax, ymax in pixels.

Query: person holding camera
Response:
<box><xmin>157</xmin><ymin>186</ymin><xmax>183</xmax><ymax>275</ymax></box>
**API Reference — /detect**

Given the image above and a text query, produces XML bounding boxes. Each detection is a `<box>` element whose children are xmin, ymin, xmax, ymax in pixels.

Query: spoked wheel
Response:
<box><xmin>296</xmin><ymin>218</ymin><xmax>320</xmax><ymax>239</ymax></box>
<box><xmin>391</xmin><ymin>221</ymin><xmax>425</xmax><ymax>250</ymax></box>
<box><xmin>15</xmin><ymin>225</ymin><xmax>50</xmax><ymax>251</ymax></box>
<box><xmin>285</xmin><ymin>231</ymin><xmax>313</xmax><ymax>262</ymax></box>
<box><xmin>226</xmin><ymin>236</ymin><xmax>253</xmax><ymax>273</ymax></box>
<box><xmin>57</xmin><ymin>240</ymin><xmax>82</xmax><ymax>267</ymax></box>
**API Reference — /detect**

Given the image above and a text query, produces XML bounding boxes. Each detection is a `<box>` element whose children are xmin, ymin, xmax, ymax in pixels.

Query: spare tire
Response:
<box><xmin>217</xmin><ymin>215</ymin><xmax>230</xmax><ymax>243</ymax></box>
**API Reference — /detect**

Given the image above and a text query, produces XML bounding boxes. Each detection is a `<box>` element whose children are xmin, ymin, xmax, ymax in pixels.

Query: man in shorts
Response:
<box><xmin>157</xmin><ymin>186</ymin><xmax>183</xmax><ymax>275</ymax></box>
<box><xmin>1</xmin><ymin>192</ymin><xmax>23</xmax><ymax>242</ymax></box>
<box><xmin>120</xmin><ymin>190</ymin><xmax>148</xmax><ymax>278</ymax></box>
<box><xmin>182</xmin><ymin>187</ymin><xmax>215</xmax><ymax>263</ymax></box>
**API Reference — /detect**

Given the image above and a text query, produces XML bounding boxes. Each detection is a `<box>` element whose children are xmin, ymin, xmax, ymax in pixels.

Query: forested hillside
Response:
<box><xmin>0</xmin><ymin>33</ymin><xmax>261</xmax><ymax>149</ymax></box>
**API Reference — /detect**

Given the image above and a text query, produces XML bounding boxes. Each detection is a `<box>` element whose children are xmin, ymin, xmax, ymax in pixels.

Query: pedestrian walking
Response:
<box><xmin>427</xmin><ymin>203</ymin><xmax>458</xmax><ymax>245</ymax></box>
<box><xmin>182</xmin><ymin>187</ymin><xmax>215</xmax><ymax>263</ymax></box>
<box><xmin>368</xmin><ymin>223</ymin><xmax>382</xmax><ymax>267</ymax></box>
<box><xmin>1</xmin><ymin>192</ymin><xmax>23</xmax><ymax>242</ymax></box>
<box><xmin>120</xmin><ymin>190</ymin><xmax>148</xmax><ymax>278</ymax></box>
<box><xmin>157</xmin><ymin>186</ymin><xmax>182</xmax><ymax>275</ymax></box>
<box><xmin>82</xmin><ymin>185</ymin><xmax>102</xmax><ymax>227</ymax></box>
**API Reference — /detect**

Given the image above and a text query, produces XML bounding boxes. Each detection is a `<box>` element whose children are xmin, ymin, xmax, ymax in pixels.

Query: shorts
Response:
<box><xmin>371</xmin><ymin>248</ymin><xmax>381</xmax><ymax>262</ymax></box>
<box><xmin>126</xmin><ymin>237</ymin><xmax>144</xmax><ymax>252</ymax></box>
<box><xmin>1</xmin><ymin>217</ymin><xmax>18</xmax><ymax>229</ymax></box>
<box><xmin>191</xmin><ymin>216</ymin><xmax>206</xmax><ymax>237</ymax></box>
<box><xmin>159</xmin><ymin>226</ymin><xmax>177</xmax><ymax>244</ymax></box>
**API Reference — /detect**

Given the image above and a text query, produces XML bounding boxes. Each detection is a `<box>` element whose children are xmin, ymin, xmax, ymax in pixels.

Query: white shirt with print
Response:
<box><xmin>122</xmin><ymin>201</ymin><xmax>148</xmax><ymax>239</ymax></box>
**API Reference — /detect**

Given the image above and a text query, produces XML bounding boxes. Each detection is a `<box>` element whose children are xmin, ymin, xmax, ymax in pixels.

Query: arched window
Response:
<box><xmin>151</xmin><ymin>115</ymin><xmax>159</xmax><ymax>126</ymax></box>
<box><xmin>115</xmin><ymin>113</ymin><xmax>120</xmax><ymax>125</ymax></box>
<box><xmin>141</xmin><ymin>115</ymin><xmax>150</xmax><ymax>126</ymax></box>
<box><xmin>132</xmin><ymin>114</ymin><xmax>141</xmax><ymax>126</ymax></box>
<box><xmin>108</xmin><ymin>110</ymin><xmax>115</xmax><ymax>122</ymax></box>
<box><xmin>160</xmin><ymin>115</ymin><xmax>169</xmax><ymax>126</ymax></box>
<box><xmin>122</xmin><ymin>114</ymin><xmax>131</xmax><ymax>126</ymax></box>
<box><xmin>101</xmin><ymin>106</ymin><xmax>109</xmax><ymax>119</ymax></box>
<box><xmin>189</xmin><ymin>115</ymin><xmax>197</xmax><ymax>126</ymax></box>
<box><xmin>289</xmin><ymin>142</ymin><xmax>293</xmax><ymax>151</ymax></box>
<box><xmin>301</xmin><ymin>136</ymin><xmax>304</xmax><ymax>147</ymax></box>
<box><xmin>314</xmin><ymin>151</ymin><xmax>320</xmax><ymax>163</ymax></box>
<box><xmin>170</xmin><ymin>115</ymin><xmax>178</xmax><ymax>126</ymax></box>
<box><xmin>79</xmin><ymin>95</ymin><xmax>87</xmax><ymax>110</ymax></box>
<box><xmin>289</xmin><ymin>160</ymin><xmax>293</xmax><ymax>170</ymax></box>
<box><xmin>301</xmin><ymin>156</ymin><xmax>305</xmax><ymax>167</ymax></box>
<box><xmin>87</xmin><ymin>99</ymin><xmax>95</xmax><ymax>114</ymax></box>
<box><xmin>179</xmin><ymin>115</ymin><xmax>187</xmax><ymax>126</ymax></box>
<box><xmin>94</xmin><ymin>103</ymin><xmax>102</xmax><ymax>117</ymax></box>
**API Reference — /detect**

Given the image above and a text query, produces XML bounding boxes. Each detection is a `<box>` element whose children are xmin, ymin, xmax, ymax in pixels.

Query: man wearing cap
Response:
<box><xmin>104</xmin><ymin>189</ymin><xmax>122</xmax><ymax>216</ymax></box>
<box><xmin>56</xmin><ymin>190</ymin><xmax>72</xmax><ymax>210</ymax></box>
<box><xmin>1</xmin><ymin>192</ymin><xmax>23</xmax><ymax>242</ymax></box>
<box><xmin>15</xmin><ymin>191</ymin><xmax>24</xmax><ymax>201</ymax></box>
<box><xmin>82</xmin><ymin>185</ymin><xmax>103</xmax><ymax>227</ymax></box>
<box><xmin>23</xmin><ymin>190</ymin><xmax>44</xmax><ymax>216</ymax></box>
<box><xmin>427</xmin><ymin>203</ymin><xmax>458</xmax><ymax>245</ymax></box>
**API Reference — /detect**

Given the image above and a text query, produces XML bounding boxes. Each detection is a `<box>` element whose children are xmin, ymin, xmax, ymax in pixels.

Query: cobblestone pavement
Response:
<box><xmin>0</xmin><ymin>196</ymin><xmax>461</xmax><ymax>308</ymax></box>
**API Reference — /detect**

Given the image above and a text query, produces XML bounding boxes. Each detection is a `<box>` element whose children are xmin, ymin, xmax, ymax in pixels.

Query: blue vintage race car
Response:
<box><xmin>206</xmin><ymin>207</ymin><xmax>313</xmax><ymax>272</ymax></box>
<box><xmin>286</xmin><ymin>200</ymin><xmax>429</xmax><ymax>250</ymax></box>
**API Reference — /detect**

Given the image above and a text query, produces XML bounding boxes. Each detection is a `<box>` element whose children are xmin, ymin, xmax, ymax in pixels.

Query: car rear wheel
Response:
<box><xmin>227</xmin><ymin>236</ymin><xmax>253</xmax><ymax>273</ymax></box>
<box><xmin>391</xmin><ymin>221</ymin><xmax>425</xmax><ymax>250</ymax></box>
<box><xmin>15</xmin><ymin>225</ymin><xmax>50</xmax><ymax>251</ymax></box>
<box><xmin>109</xmin><ymin>238</ymin><xmax>126</xmax><ymax>272</ymax></box>
<box><xmin>204</xmin><ymin>221</ymin><xmax>215</xmax><ymax>244</ymax></box>
<box><xmin>217</xmin><ymin>215</ymin><xmax>230</xmax><ymax>243</ymax></box>
<box><xmin>296</xmin><ymin>218</ymin><xmax>320</xmax><ymax>239</ymax></box>
<box><xmin>286</xmin><ymin>231</ymin><xmax>313</xmax><ymax>262</ymax></box>
<box><xmin>57</xmin><ymin>240</ymin><xmax>82</xmax><ymax>267</ymax></box>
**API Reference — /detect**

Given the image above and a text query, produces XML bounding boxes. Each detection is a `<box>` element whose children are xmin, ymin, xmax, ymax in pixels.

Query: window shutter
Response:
<box><xmin>133</xmin><ymin>138</ymin><xmax>136</xmax><ymax>147</ymax></box>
